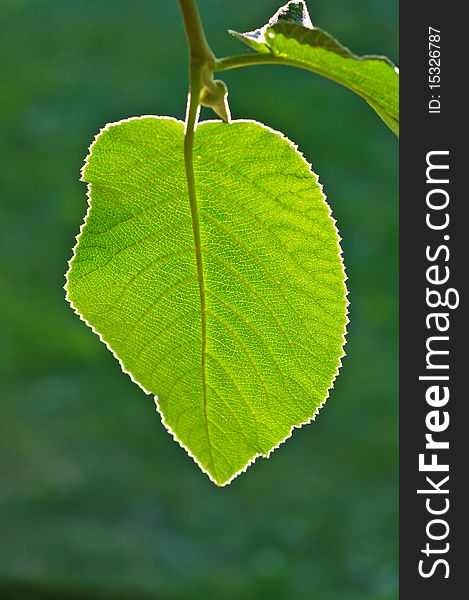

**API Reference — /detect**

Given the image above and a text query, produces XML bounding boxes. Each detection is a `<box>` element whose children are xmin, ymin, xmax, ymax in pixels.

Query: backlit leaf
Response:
<box><xmin>230</xmin><ymin>0</ymin><xmax>399</xmax><ymax>136</ymax></box>
<box><xmin>66</xmin><ymin>116</ymin><xmax>348</xmax><ymax>485</ymax></box>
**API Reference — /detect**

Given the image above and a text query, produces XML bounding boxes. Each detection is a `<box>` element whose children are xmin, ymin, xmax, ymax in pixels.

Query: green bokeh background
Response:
<box><xmin>0</xmin><ymin>1</ymin><xmax>398</xmax><ymax>598</ymax></box>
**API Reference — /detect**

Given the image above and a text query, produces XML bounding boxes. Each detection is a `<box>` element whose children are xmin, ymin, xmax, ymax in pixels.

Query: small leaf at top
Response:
<box><xmin>230</xmin><ymin>1</ymin><xmax>399</xmax><ymax>136</ymax></box>
<box><xmin>66</xmin><ymin>117</ymin><xmax>348</xmax><ymax>486</ymax></box>
<box><xmin>234</xmin><ymin>0</ymin><xmax>314</xmax><ymax>51</ymax></box>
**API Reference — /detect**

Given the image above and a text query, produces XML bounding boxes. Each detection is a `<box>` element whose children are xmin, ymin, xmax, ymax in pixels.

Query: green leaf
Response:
<box><xmin>65</xmin><ymin>116</ymin><xmax>348</xmax><ymax>485</ymax></box>
<box><xmin>230</xmin><ymin>1</ymin><xmax>399</xmax><ymax>136</ymax></box>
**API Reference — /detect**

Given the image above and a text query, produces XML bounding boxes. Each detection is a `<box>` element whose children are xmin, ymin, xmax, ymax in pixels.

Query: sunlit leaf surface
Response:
<box><xmin>66</xmin><ymin>116</ymin><xmax>348</xmax><ymax>485</ymax></box>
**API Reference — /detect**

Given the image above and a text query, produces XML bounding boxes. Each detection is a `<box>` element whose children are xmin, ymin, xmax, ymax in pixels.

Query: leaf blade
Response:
<box><xmin>66</xmin><ymin>116</ymin><xmax>348</xmax><ymax>485</ymax></box>
<box><xmin>230</xmin><ymin>3</ymin><xmax>399</xmax><ymax>136</ymax></box>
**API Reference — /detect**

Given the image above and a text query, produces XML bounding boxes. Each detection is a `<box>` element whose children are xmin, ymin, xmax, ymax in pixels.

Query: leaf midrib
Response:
<box><xmin>183</xmin><ymin>117</ymin><xmax>216</xmax><ymax>478</ymax></box>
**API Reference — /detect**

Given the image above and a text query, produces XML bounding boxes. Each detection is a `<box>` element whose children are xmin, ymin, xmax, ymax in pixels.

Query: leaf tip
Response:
<box><xmin>269</xmin><ymin>1</ymin><xmax>314</xmax><ymax>29</ymax></box>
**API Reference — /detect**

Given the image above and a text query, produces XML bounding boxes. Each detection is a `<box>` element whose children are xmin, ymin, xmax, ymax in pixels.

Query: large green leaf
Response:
<box><xmin>66</xmin><ymin>116</ymin><xmax>348</xmax><ymax>485</ymax></box>
<box><xmin>230</xmin><ymin>1</ymin><xmax>399</xmax><ymax>136</ymax></box>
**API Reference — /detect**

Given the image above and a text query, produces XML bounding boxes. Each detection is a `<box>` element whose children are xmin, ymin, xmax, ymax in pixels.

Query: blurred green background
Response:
<box><xmin>0</xmin><ymin>1</ymin><xmax>398</xmax><ymax>598</ymax></box>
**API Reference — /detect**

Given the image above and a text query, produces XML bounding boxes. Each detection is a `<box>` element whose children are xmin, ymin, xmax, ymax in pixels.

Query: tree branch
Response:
<box><xmin>178</xmin><ymin>0</ymin><xmax>214</xmax><ymax>64</ymax></box>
